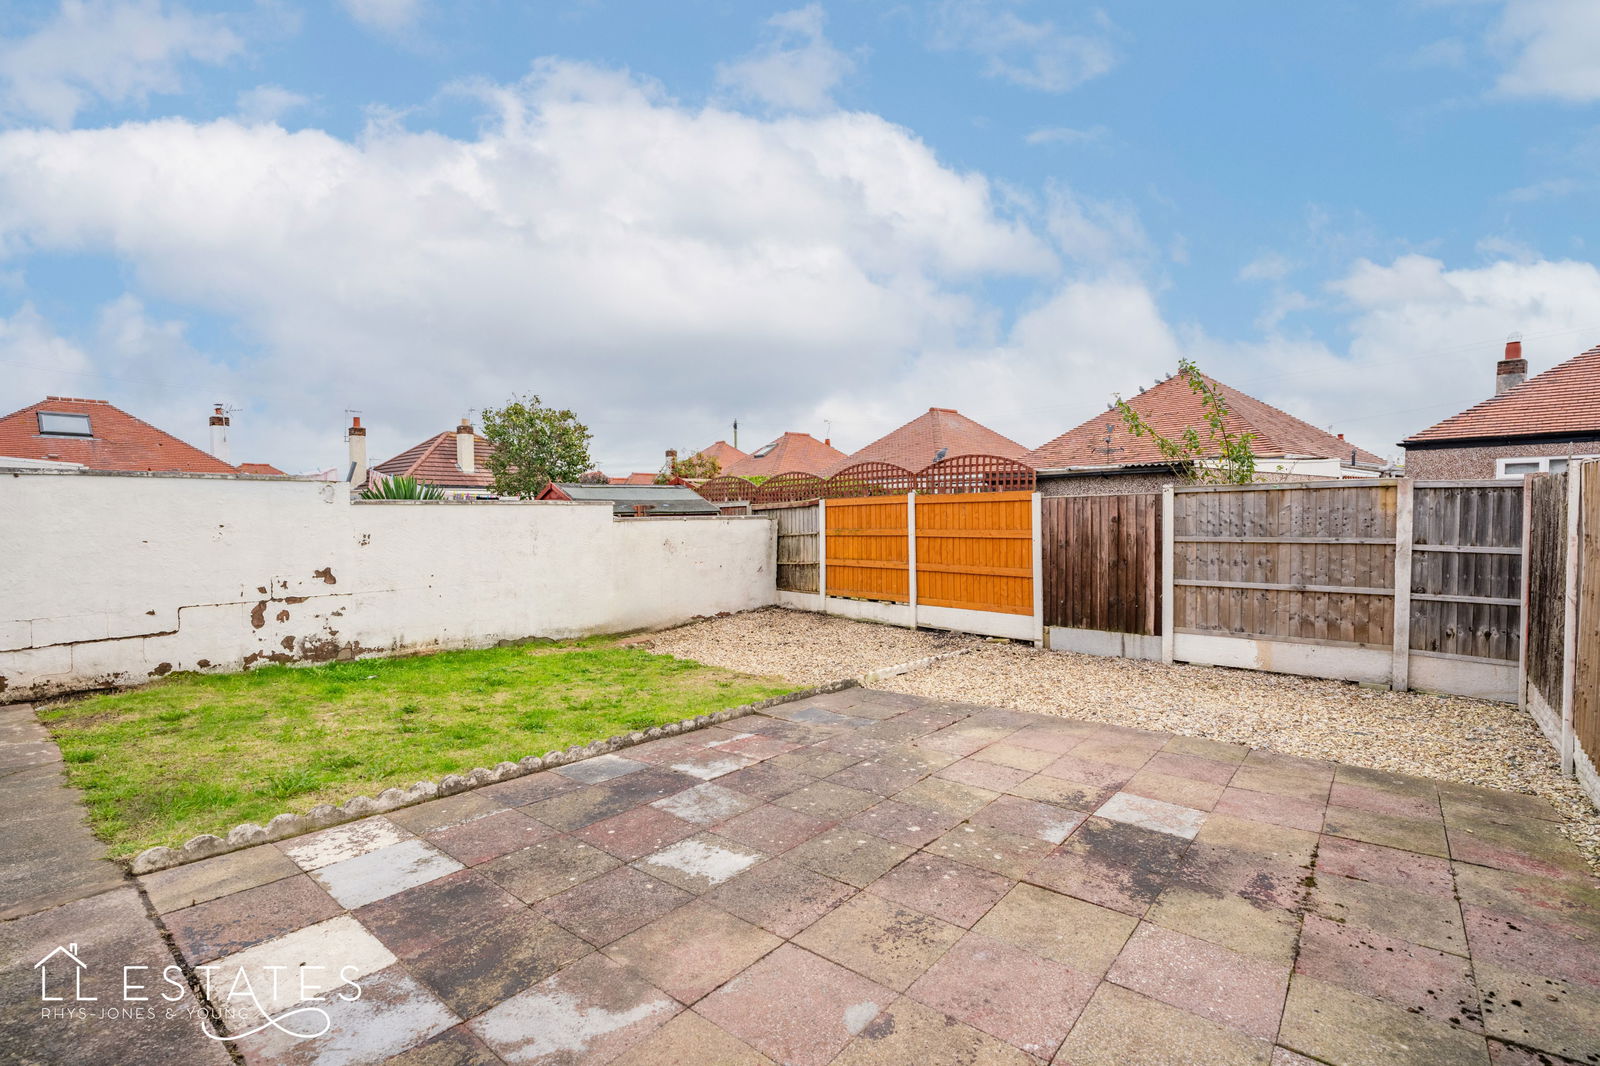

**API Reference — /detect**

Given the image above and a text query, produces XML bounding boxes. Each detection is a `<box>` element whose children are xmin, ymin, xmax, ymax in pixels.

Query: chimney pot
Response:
<box><xmin>1337</xmin><ymin>433</ymin><xmax>1344</xmax><ymax>440</ymax></box>
<box><xmin>1496</xmin><ymin>335</ymin><xmax>1528</xmax><ymax>395</ymax></box>
<box><xmin>209</xmin><ymin>405</ymin><xmax>230</xmax><ymax>461</ymax></box>
<box><xmin>348</xmin><ymin>414</ymin><xmax>368</xmax><ymax>485</ymax></box>
<box><xmin>456</xmin><ymin>419</ymin><xmax>476</xmax><ymax>474</ymax></box>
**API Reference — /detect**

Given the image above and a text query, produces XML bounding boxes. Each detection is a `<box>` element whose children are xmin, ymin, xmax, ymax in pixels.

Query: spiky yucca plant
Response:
<box><xmin>359</xmin><ymin>474</ymin><xmax>446</xmax><ymax>500</ymax></box>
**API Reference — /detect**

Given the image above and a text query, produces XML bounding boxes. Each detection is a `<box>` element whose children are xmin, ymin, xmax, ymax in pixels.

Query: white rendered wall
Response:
<box><xmin>0</xmin><ymin>470</ymin><xmax>775</xmax><ymax>701</ymax></box>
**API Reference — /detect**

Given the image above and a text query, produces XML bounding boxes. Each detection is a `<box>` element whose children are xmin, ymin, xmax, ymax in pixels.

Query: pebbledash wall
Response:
<box><xmin>0</xmin><ymin>469</ymin><xmax>777</xmax><ymax>702</ymax></box>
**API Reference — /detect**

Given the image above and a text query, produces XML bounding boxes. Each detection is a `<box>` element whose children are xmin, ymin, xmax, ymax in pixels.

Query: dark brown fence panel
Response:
<box><xmin>1525</xmin><ymin>473</ymin><xmax>1568</xmax><ymax>713</ymax></box>
<box><xmin>1173</xmin><ymin>482</ymin><xmax>1397</xmax><ymax>647</ymax></box>
<box><xmin>916</xmin><ymin>454</ymin><xmax>1036</xmax><ymax>495</ymax></box>
<box><xmin>1409</xmin><ymin>483</ymin><xmax>1523</xmax><ymax>662</ymax></box>
<box><xmin>1576</xmin><ymin>462</ymin><xmax>1599</xmax><ymax>764</ymax></box>
<box><xmin>1042</xmin><ymin>494</ymin><xmax>1160</xmax><ymax>635</ymax></box>
<box><xmin>825</xmin><ymin>462</ymin><xmax>916</xmax><ymax>498</ymax></box>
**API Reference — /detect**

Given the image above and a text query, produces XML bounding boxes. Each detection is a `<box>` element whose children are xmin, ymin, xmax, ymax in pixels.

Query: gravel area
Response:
<box><xmin>648</xmin><ymin>609</ymin><xmax>1600</xmax><ymax>871</ymax></box>
<box><xmin>642</xmin><ymin>607</ymin><xmax>977</xmax><ymax>685</ymax></box>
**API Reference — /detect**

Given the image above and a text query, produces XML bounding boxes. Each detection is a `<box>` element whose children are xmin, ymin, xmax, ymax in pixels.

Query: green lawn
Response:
<box><xmin>38</xmin><ymin>638</ymin><xmax>793</xmax><ymax>857</ymax></box>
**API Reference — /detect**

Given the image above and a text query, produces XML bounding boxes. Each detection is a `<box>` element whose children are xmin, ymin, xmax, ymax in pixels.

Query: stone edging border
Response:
<box><xmin>128</xmin><ymin>644</ymin><xmax>980</xmax><ymax>875</ymax></box>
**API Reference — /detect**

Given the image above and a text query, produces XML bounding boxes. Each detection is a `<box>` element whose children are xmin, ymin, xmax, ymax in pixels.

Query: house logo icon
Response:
<box><xmin>35</xmin><ymin>943</ymin><xmax>94</xmax><ymax>1002</ymax></box>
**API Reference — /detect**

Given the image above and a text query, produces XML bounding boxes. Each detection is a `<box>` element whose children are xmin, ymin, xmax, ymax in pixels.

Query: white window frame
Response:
<box><xmin>36</xmin><ymin>411</ymin><xmax>93</xmax><ymax>437</ymax></box>
<box><xmin>1495</xmin><ymin>454</ymin><xmax>1598</xmax><ymax>479</ymax></box>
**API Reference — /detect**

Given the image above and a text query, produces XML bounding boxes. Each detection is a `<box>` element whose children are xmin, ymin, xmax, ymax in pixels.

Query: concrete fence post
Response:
<box><xmin>1560</xmin><ymin>463</ymin><xmax>1582</xmax><ymax>776</ymax></box>
<box><xmin>1031</xmin><ymin>491</ymin><xmax>1045</xmax><ymax>648</ymax></box>
<box><xmin>817</xmin><ymin>497</ymin><xmax>828</xmax><ymax>615</ymax></box>
<box><xmin>1161</xmin><ymin>485</ymin><xmax>1175</xmax><ymax>664</ymax></box>
<box><xmin>1391</xmin><ymin>479</ymin><xmax>1415</xmax><ymax>692</ymax></box>
<box><xmin>1518</xmin><ymin>478</ymin><xmax>1533</xmax><ymax>711</ymax></box>
<box><xmin>907</xmin><ymin>492</ymin><xmax>918</xmax><ymax>630</ymax></box>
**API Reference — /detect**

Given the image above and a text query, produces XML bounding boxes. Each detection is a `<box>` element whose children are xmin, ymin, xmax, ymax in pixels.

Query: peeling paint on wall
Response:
<box><xmin>1</xmin><ymin>473</ymin><xmax>775</xmax><ymax>701</ymax></box>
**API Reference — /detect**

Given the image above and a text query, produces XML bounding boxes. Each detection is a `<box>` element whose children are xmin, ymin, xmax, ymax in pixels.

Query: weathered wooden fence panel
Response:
<box><xmin>1042</xmin><ymin>494</ymin><xmax>1161</xmax><ymax>635</ymax></box>
<box><xmin>1409</xmin><ymin>483</ymin><xmax>1523</xmax><ymax>663</ymax></box>
<box><xmin>1172</xmin><ymin>482</ymin><xmax>1397</xmax><ymax>647</ymax></box>
<box><xmin>1576</xmin><ymin>462</ymin><xmax>1599</xmax><ymax>770</ymax></box>
<box><xmin>768</xmin><ymin>503</ymin><xmax>819</xmax><ymax>594</ymax></box>
<box><xmin>825</xmin><ymin>495</ymin><xmax>909</xmax><ymax>603</ymax></box>
<box><xmin>915</xmin><ymin>492</ymin><xmax>1034</xmax><ymax>616</ymax></box>
<box><xmin>1525</xmin><ymin>473</ymin><xmax>1568</xmax><ymax>714</ymax></box>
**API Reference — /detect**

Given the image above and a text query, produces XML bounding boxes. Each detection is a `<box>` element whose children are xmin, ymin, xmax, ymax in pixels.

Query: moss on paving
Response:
<box><xmin>38</xmin><ymin>637</ymin><xmax>792</xmax><ymax>857</ymax></box>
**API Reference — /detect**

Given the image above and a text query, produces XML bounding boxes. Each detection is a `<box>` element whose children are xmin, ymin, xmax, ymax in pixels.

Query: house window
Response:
<box><xmin>37</xmin><ymin>412</ymin><xmax>92</xmax><ymax>437</ymax></box>
<box><xmin>750</xmin><ymin>440</ymin><xmax>778</xmax><ymax>458</ymax></box>
<box><xmin>1495</xmin><ymin>455</ymin><xmax>1595</xmax><ymax>479</ymax></box>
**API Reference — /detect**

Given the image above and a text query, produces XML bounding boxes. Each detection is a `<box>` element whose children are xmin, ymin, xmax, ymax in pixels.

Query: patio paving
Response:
<box><xmin>27</xmin><ymin>689</ymin><xmax>1600</xmax><ymax>1064</ymax></box>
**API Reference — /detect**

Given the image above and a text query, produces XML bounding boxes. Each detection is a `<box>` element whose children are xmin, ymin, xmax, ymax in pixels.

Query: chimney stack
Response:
<box><xmin>347</xmin><ymin>415</ymin><xmax>367</xmax><ymax>486</ymax></box>
<box><xmin>456</xmin><ymin>418</ymin><xmax>475</xmax><ymax>474</ymax></box>
<box><xmin>1497</xmin><ymin>334</ymin><xmax>1527</xmax><ymax>395</ymax></box>
<box><xmin>208</xmin><ymin>405</ymin><xmax>230</xmax><ymax>462</ymax></box>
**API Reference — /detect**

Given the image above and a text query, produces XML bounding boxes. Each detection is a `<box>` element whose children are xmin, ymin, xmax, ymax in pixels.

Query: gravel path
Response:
<box><xmin>642</xmin><ymin>607</ymin><xmax>977</xmax><ymax>685</ymax></box>
<box><xmin>650</xmin><ymin>609</ymin><xmax>1600</xmax><ymax>871</ymax></box>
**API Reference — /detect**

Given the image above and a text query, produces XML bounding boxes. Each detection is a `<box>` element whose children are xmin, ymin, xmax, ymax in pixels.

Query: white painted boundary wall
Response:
<box><xmin>0</xmin><ymin>470</ymin><xmax>777</xmax><ymax>702</ymax></box>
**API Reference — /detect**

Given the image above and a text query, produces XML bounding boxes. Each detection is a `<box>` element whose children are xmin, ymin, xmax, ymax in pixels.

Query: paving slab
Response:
<box><xmin>9</xmin><ymin>691</ymin><xmax>1595</xmax><ymax>1066</ymax></box>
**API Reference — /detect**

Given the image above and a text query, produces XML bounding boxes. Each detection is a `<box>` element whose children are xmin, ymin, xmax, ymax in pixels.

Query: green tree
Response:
<box><xmin>480</xmin><ymin>395</ymin><xmax>594</xmax><ymax>498</ymax></box>
<box><xmin>1114</xmin><ymin>359</ymin><xmax>1258</xmax><ymax>485</ymax></box>
<box><xmin>657</xmin><ymin>449</ymin><xmax>720</xmax><ymax>483</ymax></box>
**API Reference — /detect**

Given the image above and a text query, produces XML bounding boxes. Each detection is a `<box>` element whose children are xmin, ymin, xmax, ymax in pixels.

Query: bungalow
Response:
<box><xmin>369</xmin><ymin>418</ymin><xmax>497</xmax><ymax>498</ymax></box>
<box><xmin>823</xmin><ymin>407</ymin><xmax>1028</xmax><ymax>476</ymax></box>
<box><xmin>537</xmin><ymin>482</ymin><xmax>720</xmax><ymax>516</ymax></box>
<box><xmin>1401</xmin><ymin>339</ymin><xmax>1600</xmax><ymax>479</ymax></box>
<box><xmin>721</xmin><ymin>432</ymin><xmax>845</xmax><ymax>478</ymax></box>
<box><xmin>0</xmin><ymin>397</ymin><xmax>281</xmax><ymax>476</ymax></box>
<box><xmin>691</xmin><ymin>440</ymin><xmax>749</xmax><ymax>474</ymax></box>
<box><xmin>1022</xmin><ymin>372</ymin><xmax>1386</xmax><ymax>495</ymax></box>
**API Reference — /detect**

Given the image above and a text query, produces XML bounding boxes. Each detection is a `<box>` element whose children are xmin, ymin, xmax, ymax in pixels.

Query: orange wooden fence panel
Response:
<box><xmin>825</xmin><ymin>496</ymin><xmax>910</xmax><ymax>603</ymax></box>
<box><xmin>915</xmin><ymin>492</ymin><xmax>1034</xmax><ymax>616</ymax></box>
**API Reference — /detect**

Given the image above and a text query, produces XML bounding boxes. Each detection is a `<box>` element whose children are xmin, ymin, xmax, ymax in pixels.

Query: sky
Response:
<box><xmin>0</xmin><ymin>1</ymin><xmax>1597</xmax><ymax>476</ymax></box>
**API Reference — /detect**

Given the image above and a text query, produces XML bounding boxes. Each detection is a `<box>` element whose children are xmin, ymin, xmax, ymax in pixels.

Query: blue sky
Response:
<box><xmin>0</xmin><ymin>0</ymin><xmax>1597</xmax><ymax>474</ymax></box>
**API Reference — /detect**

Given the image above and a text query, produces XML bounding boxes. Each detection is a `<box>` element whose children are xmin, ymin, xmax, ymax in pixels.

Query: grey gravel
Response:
<box><xmin>649</xmin><ymin>608</ymin><xmax>1600</xmax><ymax>872</ymax></box>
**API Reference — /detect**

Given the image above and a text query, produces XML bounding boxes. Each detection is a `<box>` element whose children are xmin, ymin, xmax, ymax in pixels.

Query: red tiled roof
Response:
<box><xmin>722</xmin><ymin>432</ymin><xmax>846</xmax><ymax>478</ymax></box>
<box><xmin>693</xmin><ymin>440</ymin><xmax>749</xmax><ymax>472</ymax></box>
<box><xmin>1023</xmin><ymin>373</ymin><xmax>1385</xmax><ymax>471</ymax></box>
<box><xmin>0</xmin><ymin>396</ymin><xmax>239</xmax><ymax>474</ymax></box>
<box><xmin>620</xmin><ymin>472</ymin><xmax>658</xmax><ymax>485</ymax></box>
<box><xmin>372</xmin><ymin>429</ymin><xmax>497</xmax><ymax>488</ymax></box>
<box><xmin>1404</xmin><ymin>344</ymin><xmax>1600</xmax><ymax>445</ymax></box>
<box><xmin>825</xmin><ymin>408</ymin><xmax>1027</xmax><ymax>476</ymax></box>
<box><xmin>235</xmin><ymin>462</ymin><xmax>287</xmax><ymax>476</ymax></box>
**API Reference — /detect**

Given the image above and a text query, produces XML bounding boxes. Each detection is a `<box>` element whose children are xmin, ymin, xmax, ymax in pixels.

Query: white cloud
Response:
<box><xmin>930</xmin><ymin>0</ymin><xmax>1117</xmax><ymax>93</ymax></box>
<box><xmin>716</xmin><ymin>4</ymin><xmax>855</xmax><ymax>112</ymax></box>
<box><xmin>1023</xmin><ymin>125</ymin><xmax>1105</xmax><ymax>146</ymax></box>
<box><xmin>0</xmin><ymin>61</ymin><xmax>1055</xmax><ymax>473</ymax></box>
<box><xmin>341</xmin><ymin>0</ymin><xmax>425</xmax><ymax>34</ymax></box>
<box><xmin>1238</xmin><ymin>252</ymin><xmax>1295</xmax><ymax>283</ymax></box>
<box><xmin>235</xmin><ymin>84</ymin><xmax>310</xmax><ymax>124</ymax></box>
<box><xmin>0</xmin><ymin>0</ymin><xmax>241</xmax><ymax>127</ymax></box>
<box><xmin>1490</xmin><ymin>0</ymin><xmax>1600</xmax><ymax>101</ymax></box>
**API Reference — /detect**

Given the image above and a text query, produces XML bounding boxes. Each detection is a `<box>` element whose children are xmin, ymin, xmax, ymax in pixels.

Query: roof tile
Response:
<box><xmin>1404</xmin><ymin>345</ymin><xmax>1600</xmax><ymax>444</ymax></box>
<box><xmin>0</xmin><ymin>396</ymin><xmax>241</xmax><ymax>474</ymax></box>
<box><xmin>824</xmin><ymin>408</ymin><xmax>1027</xmax><ymax>476</ymax></box>
<box><xmin>1022</xmin><ymin>373</ymin><xmax>1385</xmax><ymax>471</ymax></box>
